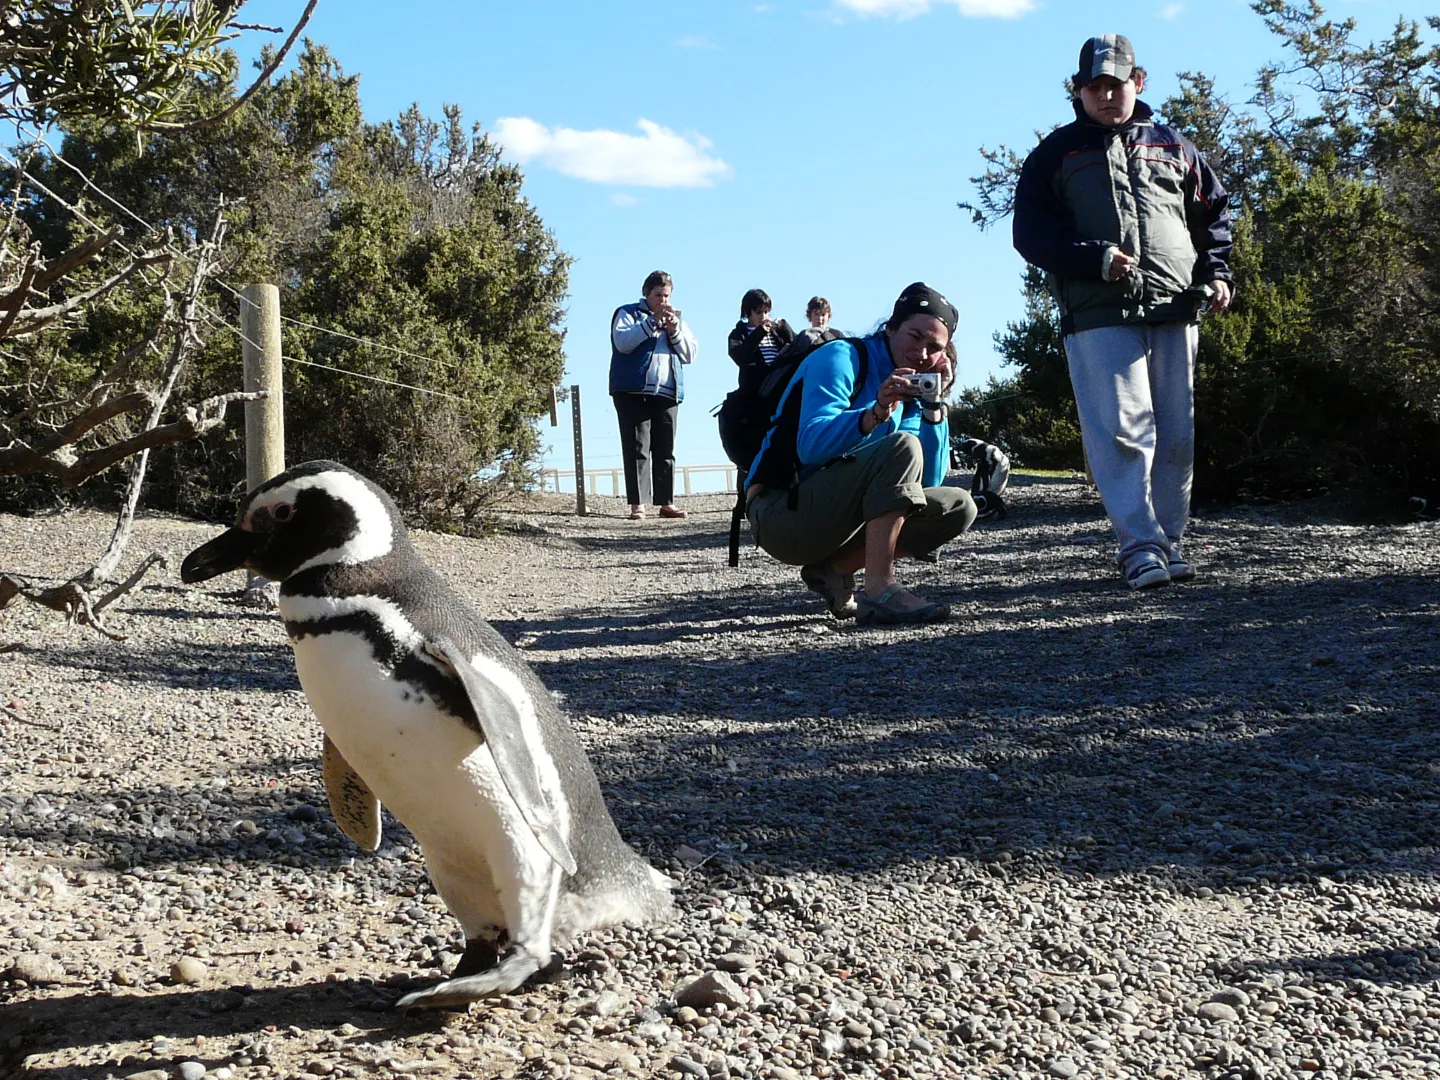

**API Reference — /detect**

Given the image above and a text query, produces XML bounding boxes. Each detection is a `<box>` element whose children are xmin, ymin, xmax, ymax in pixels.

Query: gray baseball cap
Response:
<box><xmin>1075</xmin><ymin>34</ymin><xmax>1136</xmax><ymax>85</ymax></box>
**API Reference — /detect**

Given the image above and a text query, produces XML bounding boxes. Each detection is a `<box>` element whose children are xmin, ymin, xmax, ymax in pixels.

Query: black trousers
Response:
<box><xmin>612</xmin><ymin>392</ymin><xmax>678</xmax><ymax>505</ymax></box>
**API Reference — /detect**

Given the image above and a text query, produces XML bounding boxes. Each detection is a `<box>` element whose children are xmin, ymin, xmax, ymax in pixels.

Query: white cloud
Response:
<box><xmin>835</xmin><ymin>0</ymin><xmax>1035</xmax><ymax>17</ymax></box>
<box><xmin>677</xmin><ymin>33</ymin><xmax>723</xmax><ymax>50</ymax></box>
<box><xmin>1158</xmin><ymin>1</ymin><xmax>1184</xmax><ymax>18</ymax></box>
<box><xmin>492</xmin><ymin>117</ymin><xmax>732</xmax><ymax>188</ymax></box>
<box><xmin>610</xmin><ymin>192</ymin><xmax>639</xmax><ymax>207</ymax></box>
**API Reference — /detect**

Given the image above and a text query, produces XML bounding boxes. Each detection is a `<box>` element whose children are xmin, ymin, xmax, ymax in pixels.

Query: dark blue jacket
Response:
<box><xmin>609</xmin><ymin>300</ymin><xmax>697</xmax><ymax>402</ymax></box>
<box><xmin>1013</xmin><ymin>100</ymin><xmax>1233</xmax><ymax>334</ymax></box>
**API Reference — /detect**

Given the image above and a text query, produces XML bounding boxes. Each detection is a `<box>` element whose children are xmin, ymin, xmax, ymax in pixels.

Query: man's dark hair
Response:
<box><xmin>806</xmin><ymin>296</ymin><xmax>831</xmax><ymax>317</ymax></box>
<box><xmin>642</xmin><ymin>270</ymin><xmax>672</xmax><ymax>295</ymax></box>
<box><xmin>740</xmin><ymin>288</ymin><xmax>772</xmax><ymax>317</ymax></box>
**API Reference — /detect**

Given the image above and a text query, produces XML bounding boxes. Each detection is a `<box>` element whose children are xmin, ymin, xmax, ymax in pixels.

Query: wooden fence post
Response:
<box><xmin>240</xmin><ymin>284</ymin><xmax>284</xmax><ymax>600</ymax></box>
<box><xmin>241</xmin><ymin>283</ymin><xmax>284</xmax><ymax>490</ymax></box>
<box><xmin>571</xmin><ymin>383</ymin><xmax>586</xmax><ymax>517</ymax></box>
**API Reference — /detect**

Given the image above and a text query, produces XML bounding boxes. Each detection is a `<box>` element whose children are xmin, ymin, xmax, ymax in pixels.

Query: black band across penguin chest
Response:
<box><xmin>282</xmin><ymin>562</ymin><xmax>481</xmax><ymax>733</ymax></box>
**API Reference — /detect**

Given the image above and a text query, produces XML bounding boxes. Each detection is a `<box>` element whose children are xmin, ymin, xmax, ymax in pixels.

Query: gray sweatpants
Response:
<box><xmin>1064</xmin><ymin>321</ymin><xmax>1199</xmax><ymax>570</ymax></box>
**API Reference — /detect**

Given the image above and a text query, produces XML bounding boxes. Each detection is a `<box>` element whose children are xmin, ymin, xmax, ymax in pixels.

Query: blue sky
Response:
<box><xmin>234</xmin><ymin>0</ymin><xmax>1428</xmax><ymax>490</ymax></box>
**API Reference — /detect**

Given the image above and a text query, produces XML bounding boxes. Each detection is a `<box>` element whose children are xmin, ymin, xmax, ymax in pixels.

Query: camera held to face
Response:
<box><xmin>902</xmin><ymin>372</ymin><xmax>941</xmax><ymax>403</ymax></box>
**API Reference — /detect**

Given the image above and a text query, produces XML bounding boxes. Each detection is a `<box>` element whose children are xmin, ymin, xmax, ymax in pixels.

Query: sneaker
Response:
<box><xmin>855</xmin><ymin>584</ymin><xmax>951</xmax><ymax>626</ymax></box>
<box><xmin>1125</xmin><ymin>559</ymin><xmax>1171</xmax><ymax>591</ymax></box>
<box><xmin>800</xmin><ymin>562</ymin><xmax>858</xmax><ymax>620</ymax></box>
<box><xmin>1167</xmin><ymin>556</ymin><xmax>1195</xmax><ymax>582</ymax></box>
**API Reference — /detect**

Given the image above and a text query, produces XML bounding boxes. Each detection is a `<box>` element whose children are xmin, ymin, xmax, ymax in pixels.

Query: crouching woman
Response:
<box><xmin>744</xmin><ymin>283</ymin><xmax>977</xmax><ymax>626</ymax></box>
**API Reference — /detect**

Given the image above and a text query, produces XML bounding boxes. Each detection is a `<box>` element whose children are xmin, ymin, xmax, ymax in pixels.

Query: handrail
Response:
<box><xmin>539</xmin><ymin>464</ymin><xmax>737</xmax><ymax>497</ymax></box>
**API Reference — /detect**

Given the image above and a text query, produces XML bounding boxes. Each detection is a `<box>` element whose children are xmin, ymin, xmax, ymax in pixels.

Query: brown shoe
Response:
<box><xmin>658</xmin><ymin>504</ymin><xmax>687</xmax><ymax>519</ymax></box>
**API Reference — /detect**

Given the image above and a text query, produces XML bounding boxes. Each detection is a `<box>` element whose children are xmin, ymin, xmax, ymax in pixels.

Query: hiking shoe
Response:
<box><xmin>855</xmin><ymin>585</ymin><xmax>951</xmax><ymax>626</ymax></box>
<box><xmin>801</xmin><ymin>562</ymin><xmax>858</xmax><ymax>620</ymax></box>
<box><xmin>1125</xmin><ymin>559</ymin><xmax>1171</xmax><ymax>591</ymax></box>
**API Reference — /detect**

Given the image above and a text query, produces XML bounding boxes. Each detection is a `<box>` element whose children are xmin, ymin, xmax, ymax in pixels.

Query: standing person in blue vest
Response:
<box><xmin>744</xmin><ymin>283</ymin><xmax>978</xmax><ymax>626</ymax></box>
<box><xmin>609</xmin><ymin>270</ymin><xmax>698</xmax><ymax>521</ymax></box>
<box><xmin>1013</xmin><ymin>34</ymin><xmax>1234</xmax><ymax>590</ymax></box>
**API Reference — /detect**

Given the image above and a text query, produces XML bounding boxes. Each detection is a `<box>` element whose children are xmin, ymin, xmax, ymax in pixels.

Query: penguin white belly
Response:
<box><xmin>289</xmin><ymin>630</ymin><xmax>552</xmax><ymax>938</ymax></box>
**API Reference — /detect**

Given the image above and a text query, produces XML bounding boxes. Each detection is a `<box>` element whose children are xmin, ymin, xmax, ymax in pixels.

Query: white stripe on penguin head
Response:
<box><xmin>249</xmin><ymin>470</ymin><xmax>395</xmax><ymax>573</ymax></box>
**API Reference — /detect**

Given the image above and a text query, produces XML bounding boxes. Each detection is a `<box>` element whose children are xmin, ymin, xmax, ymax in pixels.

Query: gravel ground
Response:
<box><xmin>3</xmin><ymin>474</ymin><xmax>1440</xmax><ymax>1080</ymax></box>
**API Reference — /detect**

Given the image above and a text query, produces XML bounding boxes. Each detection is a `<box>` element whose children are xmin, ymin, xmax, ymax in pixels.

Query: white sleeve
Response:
<box><xmin>612</xmin><ymin>307</ymin><xmax>657</xmax><ymax>354</ymax></box>
<box><xmin>670</xmin><ymin>319</ymin><xmax>698</xmax><ymax>365</ymax></box>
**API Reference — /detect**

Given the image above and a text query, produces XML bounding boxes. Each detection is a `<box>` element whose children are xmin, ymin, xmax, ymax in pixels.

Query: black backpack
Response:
<box><xmin>717</xmin><ymin>337</ymin><xmax>870</xmax><ymax>566</ymax></box>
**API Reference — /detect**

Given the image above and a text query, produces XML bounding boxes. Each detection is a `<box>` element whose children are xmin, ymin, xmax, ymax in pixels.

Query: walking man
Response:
<box><xmin>1013</xmin><ymin>34</ymin><xmax>1234</xmax><ymax>588</ymax></box>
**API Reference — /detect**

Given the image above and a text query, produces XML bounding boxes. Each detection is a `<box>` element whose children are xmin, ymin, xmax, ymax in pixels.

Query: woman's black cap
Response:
<box><xmin>890</xmin><ymin>282</ymin><xmax>958</xmax><ymax>335</ymax></box>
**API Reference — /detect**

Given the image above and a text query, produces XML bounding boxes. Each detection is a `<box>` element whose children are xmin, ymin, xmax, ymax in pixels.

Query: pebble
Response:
<box><xmin>1049</xmin><ymin>1058</ymin><xmax>1081</xmax><ymax>1079</ymax></box>
<box><xmin>1212</xmin><ymin>987</ymin><xmax>1252</xmax><ymax>1008</ymax></box>
<box><xmin>589</xmin><ymin>989</ymin><xmax>626</xmax><ymax>1017</ymax></box>
<box><xmin>716</xmin><ymin>952</ymin><xmax>757</xmax><ymax>972</ymax></box>
<box><xmin>673</xmin><ymin>970</ymin><xmax>747</xmax><ymax>1009</ymax></box>
<box><xmin>170</xmin><ymin>957</ymin><xmax>208</xmax><ymax>986</ymax></box>
<box><xmin>8</xmin><ymin>954</ymin><xmax>64</xmax><ymax>983</ymax></box>
<box><xmin>179</xmin><ymin>1063</ymin><xmax>208</xmax><ymax>1080</ymax></box>
<box><xmin>1198</xmin><ymin>1002</ymin><xmax>1240</xmax><ymax>1023</ymax></box>
<box><xmin>669</xmin><ymin>1055</ymin><xmax>707</xmax><ymax>1077</ymax></box>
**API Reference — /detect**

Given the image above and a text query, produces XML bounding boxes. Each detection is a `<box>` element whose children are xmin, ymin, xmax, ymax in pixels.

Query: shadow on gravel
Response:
<box><xmin>0</xmin><ymin>759</ymin><xmax>432</xmax><ymax>872</ymax></box>
<box><xmin>1251</xmin><ymin>946</ymin><xmax>1440</xmax><ymax>986</ymax></box>
<box><xmin>32</xmin><ymin>641</ymin><xmax>298</xmax><ymax>694</ymax></box>
<box><xmin>519</xmin><ymin>565</ymin><xmax>1440</xmax><ymax>896</ymax></box>
<box><xmin>2</xmin><ymin>980</ymin><xmax>444</xmax><ymax>1080</ymax></box>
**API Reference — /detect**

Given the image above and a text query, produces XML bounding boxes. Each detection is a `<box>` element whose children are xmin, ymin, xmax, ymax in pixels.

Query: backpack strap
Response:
<box><xmin>728</xmin><ymin>488</ymin><xmax>745</xmax><ymax>568</ymax></box>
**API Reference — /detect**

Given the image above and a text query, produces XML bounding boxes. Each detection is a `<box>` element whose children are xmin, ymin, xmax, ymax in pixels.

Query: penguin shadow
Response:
<box><xmin>2</xmin><ymin>979</ymin><xmax>450</xmax><ymax>1076</ymax></box>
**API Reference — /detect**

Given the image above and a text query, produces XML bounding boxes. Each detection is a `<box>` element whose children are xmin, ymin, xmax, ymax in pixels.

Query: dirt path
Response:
<box><xmin>3</xmin><ymin>478</ymin><xmax>1439</xmax><ymax>1080</ymax></box>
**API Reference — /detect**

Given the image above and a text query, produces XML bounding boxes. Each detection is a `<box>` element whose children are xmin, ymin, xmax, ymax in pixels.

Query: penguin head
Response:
<box><xmin>181</xmin><ymin>460</ymin><xmax>401</xmax><ymax>584</ymax></box>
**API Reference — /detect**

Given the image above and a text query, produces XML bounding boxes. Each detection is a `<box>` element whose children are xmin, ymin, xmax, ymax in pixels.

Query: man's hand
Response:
<box><xmin>1208</xmin><ymin>279</ymin><xmax>1234</xmax><ymax>312</ymax></box>
<box><xmin>1106</xmin><ymin>249</ymin><xmax>1136</xmax><ymax>281</ymax></box>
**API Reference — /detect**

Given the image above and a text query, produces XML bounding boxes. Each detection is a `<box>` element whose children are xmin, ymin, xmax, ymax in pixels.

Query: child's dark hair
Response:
<box><xmin>642</xmin><ymin>270</ymin><xmax>672</xmax><ymax>294</ymax></box>
<box><xmin>740</xmin><ymin>288</ymin><xmax>772</xmax><ymax>317</ymax></box>
<box><xmin>806</xmin><ymin>296</ymin><xmax>831</xmax><ymax>317</ymax></box>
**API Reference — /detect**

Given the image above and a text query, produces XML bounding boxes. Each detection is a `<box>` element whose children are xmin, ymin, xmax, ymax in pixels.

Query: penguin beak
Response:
<box><xmin>181</xmin><ymin>527</ymin><xmax>262</xmax><ymax>583</ymax></box>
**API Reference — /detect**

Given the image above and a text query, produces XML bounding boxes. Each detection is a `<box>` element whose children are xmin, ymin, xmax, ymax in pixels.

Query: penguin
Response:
<box><xmin>180</xmin><ymin>460</ymin><xmax>673</xmax><ymax>1008</ymax></box>
<box><xmin>949</xmin><ymin>436</ymin><xmax>1012</xmax><ymax>498</ymax></box>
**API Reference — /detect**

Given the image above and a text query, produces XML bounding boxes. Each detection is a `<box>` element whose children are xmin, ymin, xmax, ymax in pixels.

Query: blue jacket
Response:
<box><xmin>1013</xmin><ymin>100</ymin><xmax>1233</xmax><ymax>334</ymax></box>
<box><xmin>609</xmin><ymin>300</ymin><xmax>698</xmax><ymax>402</ymax></box>
<box><xmin>746</xmin><ymin>332</ymin><xmax>948</xmax><ymax>489</ymax></box>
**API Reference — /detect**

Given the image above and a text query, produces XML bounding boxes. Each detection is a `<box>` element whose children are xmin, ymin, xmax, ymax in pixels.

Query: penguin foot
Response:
<box><xmin>395</xmin><ymin>950</ymin><xmax>549</xmax><ymax>1009</ymax></box>
<box><xmin>451</xmin><ymin>934</ymin><xmax>505</xmax><ymax>979</ymax></box>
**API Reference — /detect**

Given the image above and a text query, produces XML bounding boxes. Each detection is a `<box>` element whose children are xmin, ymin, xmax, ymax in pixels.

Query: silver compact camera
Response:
<box><xmin>902</xmin><ymin>372</ymin><xmax>941</xmax><ymax>402</ymax></box>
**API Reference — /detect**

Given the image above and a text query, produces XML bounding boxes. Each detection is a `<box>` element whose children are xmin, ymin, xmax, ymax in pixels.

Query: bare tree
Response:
<box><xmin>0</xmin><ymin>4</ymin><xmax>318</xmax><ymax>637</ymax></box>
<box><xmin>0</xmin><ymin>210</ymin><xmax>262</xmax><ymax>638</ymax></box>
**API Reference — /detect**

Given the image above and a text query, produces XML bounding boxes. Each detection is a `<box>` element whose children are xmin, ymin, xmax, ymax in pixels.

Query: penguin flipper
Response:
<box><xmin>322</xmin><ymin>734</ymin><xmax>382</xmax><ymax>851</ymax></box>
<box><xmin>429</xmin><ymin>637</ymin><xmax>579</xmax><ymax>876</ymax></box>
